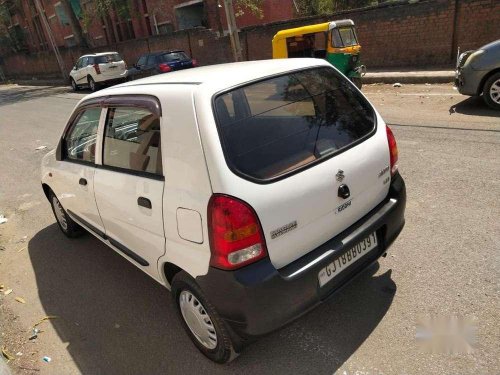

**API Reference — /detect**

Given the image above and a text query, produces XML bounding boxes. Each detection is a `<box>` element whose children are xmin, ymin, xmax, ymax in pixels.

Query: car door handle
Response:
<box><xmin>137</xmin><ymin>197</ymin><xmax>152</xmax><ymax>209</ymax></box>
<box><xmin>79</xmin><ymin>178</ymin><xmax>87</xmax><ymax>186</ymax></box>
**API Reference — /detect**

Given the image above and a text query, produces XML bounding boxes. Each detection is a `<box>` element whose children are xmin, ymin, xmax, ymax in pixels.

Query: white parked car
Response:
<box><xmin>41</xmin><ymin>59</ymin><xmax>406</xmax><ymax>363</ymax></box>
<box><xmin>69</xmin><ymin>52</ymin><xmax>127</xmax><ymax>92</ymax></box>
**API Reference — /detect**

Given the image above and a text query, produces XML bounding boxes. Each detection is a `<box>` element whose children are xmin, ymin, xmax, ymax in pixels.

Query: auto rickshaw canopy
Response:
<box><xmin>272</xmin><ymin>19</ymin><xmax>358</xmax><ymax>59</ymax></box>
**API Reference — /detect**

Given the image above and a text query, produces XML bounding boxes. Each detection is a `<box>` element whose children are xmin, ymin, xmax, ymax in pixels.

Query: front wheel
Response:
<box><xmin>70</xmin><ymin>78</ymin><xmax>79</xmax><ymax>91</ymax></box>
<box><xmin>49</xmin><ymin>192</ymin><xmax>84</xmax><ymax>238</ymax></box>
<box><xmin>482</xmin><ymin>72</ymin><xmax>500</xmax><ymax>110</ymax></box>
<box><xmin>171</xmin><ymin>272</ymin><xmax>240</xmax><ymax>363</ymax></box>
<box><xmin>352</xmin><ymin>77</ymin><xmax>362</xmax><ymax>90</ymax></box>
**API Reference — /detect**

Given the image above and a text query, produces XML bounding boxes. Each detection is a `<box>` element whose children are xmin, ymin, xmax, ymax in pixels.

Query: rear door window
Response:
<box><xmin>214</xmin><ymin>67</ymin><xmax>375</xmax><ymax>180</ymax></box>
<box><xmin>102</xmin><ymin>107</ymin><xmax>162</xmax><ymax>176</ymax></box>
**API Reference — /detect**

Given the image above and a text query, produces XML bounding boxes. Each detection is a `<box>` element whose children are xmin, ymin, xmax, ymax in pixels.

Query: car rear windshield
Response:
<box><xmin>96</xmin><ymin>53</ymin><xmax>122</xmax><ymax>64</ymax></box>
<box><xmin>159</xmin><ymin>52</ymin><xmax>189</xmax><ymax>62</ymax></box>
<box><xmin>213</xmin><ymin>67</ymin><xmax>375</xmax><ymax>181</ymax></box>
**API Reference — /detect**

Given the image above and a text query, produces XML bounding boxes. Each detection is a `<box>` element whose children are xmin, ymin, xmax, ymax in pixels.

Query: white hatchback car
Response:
<box><xmin>69</xmin><ymin>52</ymin><xmax>127</xmax><ymax>92</ymax></box>
<box><xmin>41</xmin><ymin>59</ymin><xmax>406</xmax><ymax>363</ymax></box>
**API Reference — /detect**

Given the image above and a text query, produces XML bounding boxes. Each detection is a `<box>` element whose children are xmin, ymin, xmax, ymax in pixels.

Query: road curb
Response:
<box><xmin>363</xmin><ymin>73</ymin><xmax>454</xmax><ymax>84</ymax></box>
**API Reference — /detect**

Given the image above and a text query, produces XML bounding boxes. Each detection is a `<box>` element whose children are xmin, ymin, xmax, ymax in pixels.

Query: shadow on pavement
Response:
<box><xmin>0</xmin><ymin>86</ymin><xmax>74</xmax><ymax>107</ymax></box>
<box><xmin>449</xmin><ymin>95</ymin><xmax>498</xmax><ymax>117</ymax></box>
<box><xmin>29</xmin><ymin>224</ymin><xmax>396</xmax><ymax>374</ymax></box>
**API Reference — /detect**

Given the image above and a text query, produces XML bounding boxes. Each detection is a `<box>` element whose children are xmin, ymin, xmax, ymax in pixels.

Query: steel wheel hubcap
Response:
<box><xmin>490</xmin><ymin>78</ymin><xmax>500</xmax><ymax>104</ymax></box>
<box><xmin>52</xmin><ymin>196</ymin><xmax>68</xmax><ymax>231</ymax></box>
<box><xmin>179</xmin><ymin>290</ymin><xmax>217</xmax><ymax>349</ymax></box>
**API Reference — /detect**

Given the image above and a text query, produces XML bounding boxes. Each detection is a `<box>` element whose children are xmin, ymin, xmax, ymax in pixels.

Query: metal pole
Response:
<box><xmin>33</xmin><ymin>0</ymin><xmax>68</xmax><ymax>80</ymax></box>
<box><xmin>223</xmin><ymin>0</ymin><xmax>243</xmax><ymax>62</ymax></box>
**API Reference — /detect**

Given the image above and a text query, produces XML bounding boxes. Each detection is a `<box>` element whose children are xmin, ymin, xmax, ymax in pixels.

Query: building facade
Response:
<box><xmin>0</xmin><ymin>0</ymin><xmax>296</xmax><ymax>54</ymax></box>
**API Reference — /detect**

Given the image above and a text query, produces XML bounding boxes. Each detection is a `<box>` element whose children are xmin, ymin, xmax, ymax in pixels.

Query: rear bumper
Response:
<box><xmin>197</xmin><ymin>173</ymin><xmax>406</xmax><ymax>339</ymax></box>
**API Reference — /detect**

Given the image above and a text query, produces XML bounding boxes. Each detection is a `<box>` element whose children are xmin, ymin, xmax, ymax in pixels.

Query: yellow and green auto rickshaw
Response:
<box><xmin>272</xmin><ymin>19</ymin><xmax>366</xmax><ymax>88</ymax></box>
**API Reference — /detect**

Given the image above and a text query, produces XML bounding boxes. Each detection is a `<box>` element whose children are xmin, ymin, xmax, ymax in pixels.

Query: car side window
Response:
<box><xmin>103</xmin><ymin>107</ymin><xmax>162</xmax><ymax>176</ymax></box>
<box><xmin>75</xmin><ymin>58</ymin><xmax>83</xmax><ymax>69</ymax></box>
<box><xmin>137</xmin><ymin>55</ymin><xmax>147</xmax><ymax>67</ymax></box>
<box><xmin>64</xmin><ymin>107</ymin><xmax>101</xmax><ymax>163</ymax></box>
<box><xmin>146</xmin><ymin>55</ymin><xmax>157</xmax><ymax>66</ymax></box>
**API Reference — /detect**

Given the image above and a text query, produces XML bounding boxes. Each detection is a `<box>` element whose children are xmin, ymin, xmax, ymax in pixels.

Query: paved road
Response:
<box><xmin>0</xmin><ymin>83</ymin><xmax>499</xmax><ymax>375</ymax></box>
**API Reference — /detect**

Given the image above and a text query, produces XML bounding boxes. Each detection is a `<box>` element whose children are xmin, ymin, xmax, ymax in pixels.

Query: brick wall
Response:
<box><xmin>2</xmin><ymin>0</ymin><xmax>500</xmax><ymax>79</ymax></box>
<box><xmin>241</xmin><ymin>0</ymin><xmax>500</xmax><ymax>68</ymax></box>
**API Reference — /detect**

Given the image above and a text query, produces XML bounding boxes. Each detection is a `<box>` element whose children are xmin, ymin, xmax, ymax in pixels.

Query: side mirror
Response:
<box><xmin>134</xmin><ymin>64</ymin><xmax>140</xmax><ymax>70</ymax></box>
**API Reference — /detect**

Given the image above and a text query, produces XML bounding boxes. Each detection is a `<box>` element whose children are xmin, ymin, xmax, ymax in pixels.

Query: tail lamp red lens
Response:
<box><xmin>158</xmin><ymin>63</ymin><xmax>172</xmax><ymax>73</ymax></box>
<box><xmin>386</xmin><ymin>125</ymin><xmax>399</xmax><ymax>175</ymax></box>
<box><xmin>93</xmin><ymin>64</ymin><xmax>101</xmax><ymax>74</ymax></box>
<box><xmin>192</xmin><ymin>59</ymin><xmax>198</xmax><ymax>67</ymax></box>
<box><xmin>208</xmin><ymin>194</ymin><xmax>267</xmax><ymax>270</ymax></box>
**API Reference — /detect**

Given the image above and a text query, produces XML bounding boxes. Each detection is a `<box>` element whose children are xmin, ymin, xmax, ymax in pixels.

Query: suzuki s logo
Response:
<box><xmin>336</xmin><ymin>169</ymin><xmax>345</xmax><ymax>182</ymax></box>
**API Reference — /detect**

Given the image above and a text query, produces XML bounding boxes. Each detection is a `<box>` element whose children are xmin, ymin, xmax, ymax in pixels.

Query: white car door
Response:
<box><xmin>93</xmin><ymin>97</ymin><xmax>165</xmax><ymax>280</ymax></box>
<box><xmin>55</xmin><ymin>106</ymin><xmax>105</xmax><ymax>234</ymax></box>
<box><xmin>73</xmin><ymin>57</ymin><xmax>88</xmax><ymax>86</ymax></box>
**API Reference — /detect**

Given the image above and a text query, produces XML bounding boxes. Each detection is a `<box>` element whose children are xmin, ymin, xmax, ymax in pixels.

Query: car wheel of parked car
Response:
<box><xmin>49</xmin><ymin>191</ymin><xmax>84</xmax><ymax>238</ymax></box>
<box><xmin>70</xmin><ymin>78</ymin><xmax>79</xmax><ymax>92</ymax></box>
<box><xmin>483</xmin><ymin>72</ymin><xmax>500</xmax><ymax>110</ymax></box>
<box><xmin>171</xmin><ymin>272</ymin><xmax>239</xmax><ymax>363</ymax></box>
<box><xmin>88</xmin><ymin>76</ymin><xmax>97</xmax><ymax>92</ymax></box>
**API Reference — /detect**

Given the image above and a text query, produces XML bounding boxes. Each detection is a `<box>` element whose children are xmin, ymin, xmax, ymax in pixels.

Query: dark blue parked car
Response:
<box><xmin>127</xmin><ymin>50</ymin><xmax>197</xmax><ymax>80</ymax></box>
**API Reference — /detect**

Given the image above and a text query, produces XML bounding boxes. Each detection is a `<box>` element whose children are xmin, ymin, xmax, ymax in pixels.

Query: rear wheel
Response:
<box><xmin>70</xmin><ymin>78</ymin><xmax>78</xmax><ymax>91</ymax></box>
<box><xmin>88</xmin><ymin>76</ymin><xmax>98</xmax><ymax>92</ymax></box>
<box><xmin>49</xmin><ymin>192</ymin><xmax>84</xmax><ymax>238</ymax></box>
<box><xmin>171</xmin><ymin>272</ymin><xmax>240</xmax><ymax>363</ymax></box>
<box><xmin>483</xmin><ymin>72</ymin><xmax>500</xmax><ymax>110</ymax></box>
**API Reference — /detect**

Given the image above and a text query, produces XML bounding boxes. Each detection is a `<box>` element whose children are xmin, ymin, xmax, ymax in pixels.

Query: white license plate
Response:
<box><xmin>318</xmin><ymin>232</ymin><xmax>378</xmax><ymax>288</ymax></box>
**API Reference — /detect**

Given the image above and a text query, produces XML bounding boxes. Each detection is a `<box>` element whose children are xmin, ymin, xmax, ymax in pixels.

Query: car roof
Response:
<box><xmin>111</xmin><ymin>58</ymin><xmax>331</xmax><ymax>88</ymax></box>
<box><xmin>81</xmin><ymin>52</ymin><xmax>119</xmax><ymax>57</ymax></box>
<box><xmin>141</xmin><ymin>50</ymin><xmax>186</xmax><ymax>57</ymax></box>
<box><xmin>80</xmin><ymin>58</ymin><xmax>333</xmax><ymax>103</ymax></box>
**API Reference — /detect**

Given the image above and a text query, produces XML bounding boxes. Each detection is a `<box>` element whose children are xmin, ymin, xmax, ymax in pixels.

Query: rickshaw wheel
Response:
<box><xmin>352</xmin><ymin>77</ymin><xmax>363</xmax><ymax>90</ymax></box>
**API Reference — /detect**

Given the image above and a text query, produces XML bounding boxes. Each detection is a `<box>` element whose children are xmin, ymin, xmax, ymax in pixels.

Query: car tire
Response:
<box><xmin>482</xmin><ymin>72</ymin><xmax>500</xmax><ymax>110</ymax></box>
<box><xmin>88</xmin><ymin>76</ymin><xmax>98</xmax><ymax>92</ymax></box>
<box><xmin>171</xmin><ymin>271</ymin><xmax>240</xmax><ymax>364</ymax></box>
<box><xmin>49</xmin><ymin>191</ymin><xmax>85</xmax><ymax>238</ymax></box>
<box><xmin>352</xmin><ymin>77</ymin><xmax>363</xmax><ymax>90</ymax></box>
<box><xmin>70</xmin><ymin>78</ymin><xmax>79</xmax><ymax>92</ymax></box>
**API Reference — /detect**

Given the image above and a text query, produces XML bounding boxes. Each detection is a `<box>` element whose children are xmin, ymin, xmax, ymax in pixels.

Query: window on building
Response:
<box><xmin>54</xmin><ymin>3</ymin><xmax>70</xmax><ymax>26</ymax></box>
<box><xmin>157</xmin><ymin>22</ymin><xmax>173</xmax><ymax>35</ymax></box>
<box><xmin>64</xmin><ymin>35</ymin><xmax>76</xmax><ymax>47</ymax></box>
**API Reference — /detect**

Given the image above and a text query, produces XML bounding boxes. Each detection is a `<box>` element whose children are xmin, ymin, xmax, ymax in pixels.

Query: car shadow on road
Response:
<box><xmin>28</xmin><ymin>224</ymin><xmax>396</xmax><ymax>375</ymax></box>
<box><xmin>0</xmin><ymin>85</ymin><xmax>75</xmax><ymax>107</ymax></box>
<box><xmin>449</xmin><ymin>96</ymin><xmax>498</xmax><ymax>117</ymax></box>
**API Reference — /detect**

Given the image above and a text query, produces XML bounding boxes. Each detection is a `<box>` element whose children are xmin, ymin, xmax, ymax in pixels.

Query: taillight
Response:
<box><xmin>192</xmin><ymin>59</ymin><xmax>198</xmax><ymax>67</ymax></box>
<box><xmin>386</xmin><ymin>125</ymin><xmax>399</xmax><ymax>175</ymax></box>
<box><xmin>93</xmin><ymin>64</ymin><xmax>101</xmax><ymax>74</ymax></box>
<box><xmin>208</xmin><ymin>194</ymin><xmax>267</xmax><ymax>270</ymax></box>
<box><xmin>158</xmin><ymin>63</ymin><xmax>172</xmax><ymax>73</ymax></box>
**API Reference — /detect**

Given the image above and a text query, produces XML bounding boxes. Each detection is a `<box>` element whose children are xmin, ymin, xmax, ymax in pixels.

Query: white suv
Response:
<box><xmin>41</xmin><ymin>59</ymin><xmax>406</xmax><ymax>363</ymax></box>
<box><xmin>69</xmin><ymin>52</ymin><xmax>127</xmax><ymax>92</ymax></box>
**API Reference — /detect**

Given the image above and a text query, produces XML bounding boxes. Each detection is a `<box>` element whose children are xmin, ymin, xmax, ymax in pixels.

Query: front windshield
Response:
<box><xmin>331</xmin><ymin>27</ymin><xmax>358</xmax><ymax>48</ymax></box>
